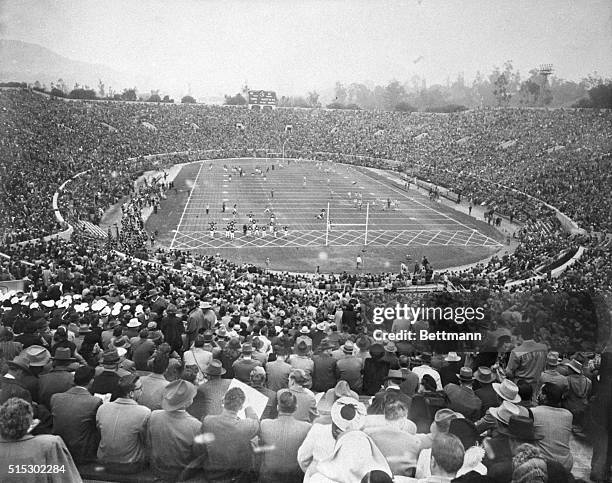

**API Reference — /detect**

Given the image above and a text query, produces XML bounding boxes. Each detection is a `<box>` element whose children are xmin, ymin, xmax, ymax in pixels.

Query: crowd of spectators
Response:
<box><xmin>0</xmin><ymin>275</ymin><xmax>607</xmax><ymax>482</ymax></box>
<box><xmin>0</xmin><ymin>88</ymin><xmax>610</xmax><ymax>480</ymax></box>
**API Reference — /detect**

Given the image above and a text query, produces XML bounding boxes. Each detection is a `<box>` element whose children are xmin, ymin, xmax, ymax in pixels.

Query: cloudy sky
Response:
<box><xmin>1</xmin><ymin>0</ymin><xmax>611</xmax><ymax>97</ymax></box>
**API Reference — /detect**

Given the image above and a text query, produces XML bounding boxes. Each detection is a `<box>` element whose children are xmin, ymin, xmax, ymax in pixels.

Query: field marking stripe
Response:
<box><xmin>170</xmin><ymin>162</ymin><xmax>204</xmax><ymax>249</ymax></box>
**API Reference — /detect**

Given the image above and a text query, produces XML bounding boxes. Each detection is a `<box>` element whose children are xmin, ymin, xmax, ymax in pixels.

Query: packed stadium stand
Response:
<box><xmin>1</xmin><ymin>87</ymin><xmax>611</xmax><ymax>482</ymax></box>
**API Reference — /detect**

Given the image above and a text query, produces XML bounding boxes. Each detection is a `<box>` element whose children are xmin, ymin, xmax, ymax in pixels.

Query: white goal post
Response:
<box><xmin>325</xmin><ymin>202</ymin><xmax>370</xmax><ymax>247</ymax></box>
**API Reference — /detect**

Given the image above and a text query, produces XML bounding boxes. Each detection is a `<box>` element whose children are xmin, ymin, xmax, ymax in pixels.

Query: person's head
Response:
<box><xmin>420</xmin><ymin>374</ymin><xmax>437</xmax><ymax>392</ymax></box>
<box><xmin>430</xmin><ymin>433</ymin><xmax>465</xmax><ymax>478</ymax></box>
<box><xmin>277</xmin><ymin>390</ymin><xmax>297</xmax><ymax>414</ymax></box>
<box><xmin>223</xmin><ymin>387</ymin><xmax>246</xmax><ymax>413</ymax></box>
<box><xmin>360</xmin><ymin>470</ymin><xmax>393</xmax><ymax>483</ymax></box>
<box><xmin>517</xmin><ymin>380</ymin><xmax>533</xmax><ymax>402</ymax></box>
<box><xmin>194</xmin><ymin>335</ymin><xmax>205</xmax><ymax>348</ymax></box>
<box><xmin>249</xmin><ymin>366</ymin><xmax>266</xmax><ymax>386</ymax></box>
<box><xmin>497</xmin><ymin>335</ymin><xmax>513</xmax><ymax>352</ymax></box>
<box><xmin>0</xmin><ymin>398</ymin><xmax>33</xmax><ymax>441</ymax></box>
<box><xmin>74</xmin><ymin>365</ymin><xmax>95</xmax><ymax>388</ymax></box>
<box><xmin>519</xmin><ymin>323</ymin><xmax>534</xmax><ymax>341</ymax></box>
<box><xmin>151</xmin><ymin>352</ymin><xmax>170</xmax><ymax>375</ymax></box>
<box><xmin>538</xmin><ymin>382</ymin><xmax>563</xmax><ymax>407</ymax></box>
<box><xmin>116</xmin><ymin>374</ymin><xmax>141</xmax><ymax>400</ymax></box>
<box><xmin>383</xmin><ymin>398</ymin><xmax>408</xmax><ymax>422</ymax></box>
<box><xmin>112</xmin><ymin>326</ymin><xmax>123</xmax><ymax>337</ymax></box>
<box><xmin>431</xmin><ymin>409</ymin><xmax>459</xmax><ymax>435</ymax></box>
<box><xmin>398</xmin><ymin>355</ymin><xmax>410</xmax><ymax>369</ymax></box>
<box><xmin>181</xmin><ymin>365</ymin><xmax>198</xmax><ymax>385</ymax></box>
<box><xmin>289</xmin><ymin>369</ymin><xmax>308</xmax><ymax>387</ymax></box>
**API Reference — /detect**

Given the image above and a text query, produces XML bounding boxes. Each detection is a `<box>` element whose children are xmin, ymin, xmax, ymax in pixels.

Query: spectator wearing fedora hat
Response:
<box><xmin>38</xmin><ymin>347</ymin><xmax>77</xmax><ymax>409</ymax></box>
<box><xmin>474</xmin><ymin>366</ymin><xmax>500</xmax><ymax>415</ymax></box>
<box><xmin>187</xmin><ymin>360</ymin><xmax>230</xmax><ymax>420</ymax></box>
<box><xmin>538</xmin><ymin>351</ymin><xmax>569</xmax><ymax>395</ymax></box>
<box><xmin>91</xmin><ymin>349</ymin><xmax>129</xmax><ymax>399</ymax></box>
<box><xmin>476</xmin><ymin>380</ymin><xmax>530</xmax><ymax>437</ymax></box>
<box><xmin>562</xmin><ymin>359</ymin><xmax>591</xmax><ymax>430</ymax></box>
<box><xmin>159</xmin><ymin>304</ymin><xmax>184</xmax><ymax>355</ymax></box>
<box><xmin>336</xmin><ymin>341</ymin><xmax>363</xmax><ymax>393</ymax></box>
<box><xmin>498</xmin><ymin>415</ymin><xmax>543</xmax><ymax>452</ymax></box>
<box><xmin>278</xmin><ymin>369</ymin><xmax>317</xmax><ymax>423</ymax></box>
<box><xmin>311</xmin><ymin>339</ymin><xmax>338</xmax><ymax>393</ymax></box>
<box><xmin>439</xmin><ymin>352</ymin><xmax>462</xmax><ymax>387</ymax></box>
<box><xmin>289</xmin><ymin>339</ymin><xmax>315</xmax><ymax>378</ymax></box>
<box><xmin>368</xmin><ymin>369</ymin><xmax>413</xmax><ymax>416</ymax></box>
<box><xmin>148</xmin><ymin>379</ymin><xmax>200</xmax><ymax>480</ymax></box>
<box><xmin>444</xmin><ymin>367</ymin><xmax>482</xmax><ymax>422</ymax></box>
<box><xmin>232</xmin><ymin>342</ymin><xmax>263</xmax><ymax>384</ymax></box>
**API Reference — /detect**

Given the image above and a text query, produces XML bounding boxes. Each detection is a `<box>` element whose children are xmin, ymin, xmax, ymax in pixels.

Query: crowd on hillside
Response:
<box><xmin>0</xmin><ymin>264</ymin><xmax>609</xmax><ymax>481</ymax></box>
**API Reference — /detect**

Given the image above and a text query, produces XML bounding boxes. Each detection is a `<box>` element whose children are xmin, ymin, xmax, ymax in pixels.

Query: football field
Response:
<box><xmin>147</xmin><ymin>158</ymin><xmax>504</xmax><ymax>273</ymax></box>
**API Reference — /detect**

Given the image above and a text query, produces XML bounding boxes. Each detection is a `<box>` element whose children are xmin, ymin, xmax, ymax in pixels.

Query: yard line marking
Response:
<box><xmin>464</xmin><ymin>230</ymin><xmax>476</xmax><ymax>245</ymax></box>
<box><xmin>170</xmin><ymin>162</ymin><xmax>204</xmax><ymax>249</ymax></box>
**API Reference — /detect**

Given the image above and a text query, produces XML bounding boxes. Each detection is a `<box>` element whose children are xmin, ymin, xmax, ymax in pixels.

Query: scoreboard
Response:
<box><xmin>248</xmin><ymin>90</ymin><xmax>277</xmax><ymax>107</ymax></box>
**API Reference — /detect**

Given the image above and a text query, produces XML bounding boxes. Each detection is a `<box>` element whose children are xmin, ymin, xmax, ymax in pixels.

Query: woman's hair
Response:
<box><xmin>421</xmin><ymin>374</ymin><xmax>437</xmax><ymax>392</ymax></box>
<box><xmin>0</xmin><ymin>397</ymin><xmax>33</xmax><ymax>440</ymax></box>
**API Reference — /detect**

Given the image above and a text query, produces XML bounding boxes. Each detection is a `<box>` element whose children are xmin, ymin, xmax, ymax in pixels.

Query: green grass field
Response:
<box><xmin>146</xmin><ymin>158</ymin><xmax>504</xmax><ymax>273</ymax></box>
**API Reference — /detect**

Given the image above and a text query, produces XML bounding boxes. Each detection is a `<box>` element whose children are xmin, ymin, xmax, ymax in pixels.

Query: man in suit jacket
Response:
<box><xmin>369</xmin><ymin>369</ymin><xmax>413</xmax><ymax>415</ymax></box>
<box><xmin>50</xmin><ymin>365</ymin><xmax>101</xmax><ymax>463</ymax></box>
<box><xmin>232</xmin><ymin>343</ymin><xmax>262</xmax><ymax>383</ymax></box>
<box><xmin>474</xmin><ymin>366</ymin><xmax>500</xmax><ymax>415</ymax></box>
<box><xmin>38</xmin><ymin>348</ymin><xmax>76</xmax><ymax>409</ymax></box>
<box><xmin>266</xmin><ymin>350</ymin><xmax>292</xmax><ymax>392</ymax></box>
<box><xmin>278</xmin><ymin>369</ymin><xmax>318</xmax><ymax>423</ymax></box>
<box><xmin>259</xmin><ymin>391</ymin><xmax>312</xmax><ymax>483</ymax></box>
<box><xmin>438</xmin><ymin>352</ymin><xmax>462</xmax><ymax>387</ymax></box>
<box><xmin>311</xmin><ymin>340</ymin><xmax>338</xmax><ymax>392</ymax></box>
<box><xmin>200</xmin><ymin>387</ymin><xmax>260</xmax><ymax>482</ymax></box>
<box><xmin>335</xmin><ymin>341</ymin><xmax>363</xmax><ymax>393</ymax></box>
<box><xmin>187</xmin><ymin>360</ymin><xmax>230</xmax><ymax>420</ymax></box>
<box><xmin>444</xmin><ymin>367</ymin><xmax>482</xmax><ymax>421</ymax></box>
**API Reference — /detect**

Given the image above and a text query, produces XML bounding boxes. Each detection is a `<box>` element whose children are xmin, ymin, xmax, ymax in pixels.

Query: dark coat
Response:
<box><xmin>311</xmin><ymin>353</ymin><xmax>337</xmax><ymax>393</ymax></box>
<box><xmin>50</xmin><ymin>386</ymin><xmax>102</xmax><ymax>463</ymax></box>
<box><xmin>362</xmin><ymin>358</ymin><xmax>390</xmax><ymax>396</ymax></box>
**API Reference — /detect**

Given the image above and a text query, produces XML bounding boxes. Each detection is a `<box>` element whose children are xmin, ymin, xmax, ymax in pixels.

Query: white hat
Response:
<box><xmin>91</xmin><ymin>299</ymin><xmax>108</xmax><ymax>312</ymax></box>
<box><xmin>331</xmin><ymin>397</ymin><xmax>366</xmax><ymax>431</ymax></box>
<box><xmin>41</xmin><ymin>300</ymin><xmax>55</xmax><ymax>308</ymax></box>
<box><xmin>111</xmin><ymin>306</ymin><xmax>121</xmax><ymax>316</ymax></box>
<box><xmin>99</xmin><ymin>306</ymin><xmax>111</xmax><ymax>317</ymax></box>
<box><xmin>10</xmin><ymin>297</ymin><xmax>19</xmax><ymax>305</ymax></box>
<box><xmin>127</xmin><ymin>318</ymin><xmax>141</xmax><ymax>328</ymax></box>
<box><xmin>122</xmin><ymin>304</ymin><xmax>131</xmax><ymax>312</ymax></box>
<box><xmin>134</xmin><ymin>304</ymin><xmax>144</xmax><ymax>315</ymax></box>
<box><xmin>116</xmin><ymin>347</ymin><xmax>128</xmax><ymax>358</ymax></box>
<box><xmin>29</xmin><ymin>302</ymin><xmax>40</xmax><ymax>310</ymax></box>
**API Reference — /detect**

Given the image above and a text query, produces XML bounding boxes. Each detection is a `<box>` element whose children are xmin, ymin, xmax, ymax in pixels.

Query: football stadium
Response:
<box><xmin>0</xmin><ymin>1</ymin><xmax>611</xmax><ymax>482</ymax></box>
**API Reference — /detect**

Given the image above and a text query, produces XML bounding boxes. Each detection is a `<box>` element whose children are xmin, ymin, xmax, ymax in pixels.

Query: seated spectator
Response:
<box><xmin>278</xmin><ymin>369</ymin><xmax>318</xmax><ymax>423</ymax></box>
<box><xmin>307</xmin><ymin>397</ymin><xmax>392</xmax><ymax>482</ymax></box>
<box><xmin>232</xmin><ymin>342</ymin><xmax>263</xmax><ymax>383</ymax></box>
<box><xmin>96</xmin><ymin>374</ymin><xmax>151</xmax><ymax>474</ymax></box>
<box><xmin>266</xmin><ymin>347</ymin><xmax>292</xmax><ymax>392</ymax></box>
<box><xmin>38</xmin><ymin>347</ymin><xmax>77</xmax><ymax>409</ymax></box>
<box><xmin>538</xmin><ymin>351</ymin><xmax>569</xmax><ymax>395</ymax></box>
<box><xmin>562</xmin><ymin>359</ymin><xmax>591</xmax><ymax>430</ymax></box>
<box><xmin>474</xmin><ymin>366</ymin><xmax>499</xmax><ymax>415</ymax></box>
<box><xmin>148</xmin><ymin>379</ymin><xmax>200</xmax><ymax>481</ymax></box>
<box><xmin>362</xmin><ymin>343</ymin><xmax>391</xmax><ymax>396</ymax></box>
<box><xmin>311</xmin><ymin>339</ymin><xmax>338</xmax><ymax>392</ymax></box>
<box><xmin>50</xmin><ymin>365</ymin><xmax>101</xmax><ymax>463</ymax></box>
<box><xmin>444</xmin><ymin>367</ymin><xmax>482</xmax><ymax>421</ymax></box>
<box><xmin>365</xmin><ymin>398</ymin><xmax>424</xmax><ymax>476</ymax></box>
<box><xmin>412</xmin><ymin>353</ymin><xmax>442</xmax><ymax>390</ymax></box>
<box><xmin>138</xmin><ymin>352</ymin><xmax>170</xmax><ymax>410</ymax></box>
<box><xmin>531</xmin><ymin>382</ymin><xmax>574</xmax><ymax>471</ymax></box>
<box><xmin>249</xmin><ymin>366</ymin><xmax>277</xmax><ymax>420</ymax></box>
<box><xmin>409</xmin><ymin>374</ymin><xmax>447</xmax><ymax>433</ymax></box>
<box><xmin>0</xmin><ymin>397</ymin><xmax>82</xmax><ymax>482</ymax></box>
<box><xmin>183</xmin><ymin>334</ymin><xmax>213</xmax><ymax>384</ymax></box>
<box><xmin>259</xmin><ymin>391</ymin><xmax>312</xmax><ymax>483</ymax></box>
<box><xmin>187</xmin><ymin>359</ymin><xmax>230</xmax><ymax>420</ymax></box>
<box><xmin>199</xmin><ymin>387</ymin><xmax>259</xmax><ymax>482</ymax></box>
